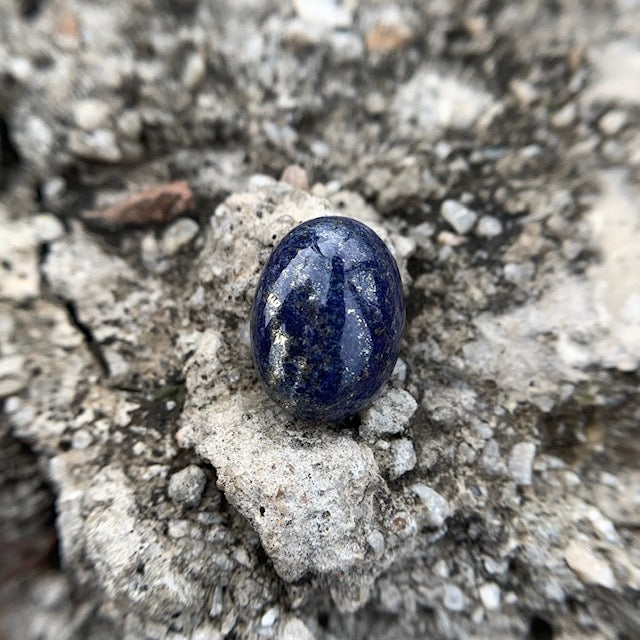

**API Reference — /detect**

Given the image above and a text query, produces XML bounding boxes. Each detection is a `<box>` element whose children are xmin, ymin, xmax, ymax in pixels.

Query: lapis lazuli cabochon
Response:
<box><xmin>250</xmin><ymin>216</ymin><xmax>405</xmax><ymax>422</ymax></box>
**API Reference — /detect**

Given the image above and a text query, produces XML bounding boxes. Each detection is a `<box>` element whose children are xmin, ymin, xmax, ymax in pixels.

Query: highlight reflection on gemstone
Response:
<box><xmin>250</xmin><ymin>216</ymin><xmax>405</xmax><ymax>422</ymax></box>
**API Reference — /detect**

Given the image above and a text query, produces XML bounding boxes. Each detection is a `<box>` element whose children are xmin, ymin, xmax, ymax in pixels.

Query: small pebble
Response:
<box><xmin>503</xmin><ymin>262</ymin><xmax>535</xmax><ymax>286</ymax></box>
<box><xmin>478</xmin><ymin>582</ymin><xmax>501</xmax><ymax>610</ymax></box>
<box><xmin>443</xmin><ymin>584</ymin><xmax>465</xmax><ymax>611</ymax></box>
<box><xmin>68</xmin><ymin>129</ymin><xmax>122</xmax><ymax>163</ymax></box>
<box><xmin>433</xmin><ymin>559</ymin><xmax>449</xmax><ymax>578</ymax></box>
<box><xmin>437</xmin><ymin>230</ymin><xmax>466</xmax><ymax>247</ymax></box>
<box><xmin>366</xmin><ymin>529</ymin><xmax>385</xmax><ymax>557</ymax></box>
<box><xmin>278</xmin><ymin>618</ymin><xmax>315</xmax><ymax>640</ymax></box>
<box><xmin>41</xmin><ymin>177</ymin><xmax>67</xmax><ymax>205</ymax></box>
<box><xmin>510</xmin><ymin>78</ymin><xmax>538</xmax><ymax>106</ymax></box>
<box><xmin>389</xmin><ymin>438</ymin><xmax>417</xmax><ymax>479</ymax></box>
<box><xmin>359</xmin><ymin>388</ymin><xmax>417</xmax><ymax>440</ymax></box>
<box><xmin>161</xmin><ymin>218</ymin><xmax>200</xmax><ymax>255</ymax></box>
<box><xmin>192</xmin><ymin>626</ymin><xmax>223</xmax><ymax>640</ymax></box>
<box><xmin>441</xmin><ymin>199</ymin><xmax>478</xmax><ymax>235</ymax></box>
<box><xmin>209</xmin><ymin>585</ymin><xmax>224</xmax><ymax>618</ymax></box>
<box><xmin>598</xmin><ymin>110</ymin><xmax>627</xmax><ymax>136</ymax></box>
<box><xmin>330</xmin><ymin>31</ymin><xmax>364</xmax><ymax>62</ymax></box>
<box><xmin>507</xmin><ymin>442</ymin><xmax>536</xmax><ymax>486</ymax></box>
<box><xmin>33</xmin><ymin>214</ymin><xmax>64</xmax><ymax>243</ymax></box>
<box><xmin>167</xmin><ymin>519</ymin><xmax>191</xmax><ymax>539</ymax></box>
<box><xmin>8</xmin><ymin>56</ymin><xmax>32</xmax><ymax>83</ymax></box>
<box><xmin>280</xmin><ymin>165</ymin><xmax>309</xmax><ymax>190</ymax></box>
<box><xmin>293</xmin><ymin>0</ymin><xmax>352</xmax><ymax>28</ymax></box>
<box><xmin>73</xmin><ymin>98</ymin><xmax>111</xmax><ymax>130</ymax></box>
<box><xmin>565</xmin><ymin>540</ymin><xmax>616</xmax><ymax>588</ymax></box>
<box><xmin>411</xmin><ymin>483</ymin><xmax>449</xmax><ymax>527</ymax></box>
<box><xmin>476</xmin><ymin>215</ymin><xmax>503</xmax><ymax>237</ymax></box>
<box><xmin>551</xmin><ymin>102</ymin><xmax>577</xmax><ymax>128</ymax></box>
<box><xmin>168</xmin><ymin>465</ymin><xmax>207</xmax><ymax>508</ymax></box>
<box><xmin>471</xmin><ymin>607</ymin><xmax>484</xmax><ymax>624</ymax></box>
<box><xmin>184</xmin><ymin>52</ymin><xmax>207</xmax><ymax>90</ymax></box>
<box><xmin>260</xmin><ymin>606</ymin><xmax>279</xmax><ymax>628</ymax></box>
<box><xmin>480</xmin><ymin>440</ymin><xmax>506</xmax><ymax>476</ymax></box>
<box><xmin>117</xmin><ymin>110</ymin><xmax>143</xmax><ymax>139</ymax></box>
<box><xmin>310</xmin><ymin>140</ymin><xmax>330</xmax><ymax>158</ymax></box>
<box><xmin>132</xmin><ymin>441</ymin><xmax>146</xmax><ymax>456</ymax></box>
<box><xmin>365</xmin><ymin>92</ymin><xmax>386</xmax><ymax>115</ymax></box>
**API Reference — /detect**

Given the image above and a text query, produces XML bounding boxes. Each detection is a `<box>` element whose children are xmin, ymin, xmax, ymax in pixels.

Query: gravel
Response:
<box><xmin>565</xmin><ymin>541</ymin><xmax>617</xmax><ymax>589</ymax></box>
<box><xmin>507</xmin><ymin>442</ymin><xmax>536</xmax><ymax>486</ymax></box>
<box><xmin>441</xmin><ymin>199</ymin><xmax>479</xmax><ymax>235</ymax></box>
<box><xmin>388</xmin><ymin>438</ymin><xmax>417</xmax><ymax>480</ymax></box>
<box><xmin>410</xmin><ymin>484</ymin><xmax>449</xmax><ymax>528</ymax></box>
<box><xmin>160</xmin><ymin>218</ymin><xmax>200</xmax><ymax>255</ymax></box>
<box><xmin>475</xmin><ymin>215</ymin><xmax>503</xmax><ymax>237</ymax></box>
<box><xmin>478</xmin><ymin>583</ymin><xmax>501</xmax><ymax>611</ymax></box>
<box><xmin>359</xmin><ymin>388</ymin><xmax>418</xmax><ymax>440</ymax></box>
<box><xmin>168</xmin><ymin>465</ymin><xmax>207</xmax><ymax>508</ymax></box>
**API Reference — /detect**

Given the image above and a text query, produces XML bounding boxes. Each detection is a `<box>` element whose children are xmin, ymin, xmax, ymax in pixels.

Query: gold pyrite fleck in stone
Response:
<box><xmin>251</xmin><ymin>216</ymin><xmax>404</xmax><ymax>422</ymax></box>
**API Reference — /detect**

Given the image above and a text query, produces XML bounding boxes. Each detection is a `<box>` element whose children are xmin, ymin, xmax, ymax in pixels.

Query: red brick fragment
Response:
<box><xmin>83</xmin><ymin>180</ymin><xmax>194</xmax><ymax>226</ymax></box>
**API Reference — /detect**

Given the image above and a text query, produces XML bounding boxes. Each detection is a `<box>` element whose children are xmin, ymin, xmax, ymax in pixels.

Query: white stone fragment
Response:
<box><xmin>293</xmin><ymin>0</ymin><xmax>352</xmax><ymax>28</ymax></box>
<box><xmin>411</xmin><ymin>484</ymin><xmax>449</xmax><ymax>527</ymax></box>
<box><xmin>192</xmin><ymin>625</ymin><xmax>223</xmax><ymax>640</ymax></box>
<box><xmin>33</xmin><ymin>214</ymin><xmax>65</xmax><ymax>243</ymax></box>
<box><xmin>209</xmin><ymin>585</ymin><xmax>224</xmax><ymax>618</ymax></box>
<box><xmin>184</xmin><ymin>52</ymin><xmax>207</xmax><ymax>90</ymax></box>
<box><xmin>510</xmin><ymin>78</ymin><xmax>539</xmax><ymax>106</ymax></box>
<box><xmin>443</xmin><ymin>584</ymin><xmax>465</xmax><ymax>611</ymax></box>
<box><xmin>168</xmin><ymin>465</ymin><xmax>207</xmax><ymax>508</ymax></box>
<box><xmin>394</xmin><ymin>69</ymin><xmax>493</xmax><ymax>137</ymax></box>
<box><xmin>551</xmin><ymin>102</ymin><xmax>577</xmax><ymax>128</ymax></box>
<box><xmin>359</xmin><ymin>388</ymin><xmax>418</xmax><ymax>440</ymax></box>
<box><xmin>480</xmin><ymin>440</ymin><xmax>506</xmax><ymax>476</ymax></box>
<box><xmin>366</xmin><ymin>529</ymin><xmax>385</xmax><ymax>557</ymax></box>
<box><xmin>25</xmin><ymin>116</ymin><xmax>54</xmax><ymax>158</ymax></box>
<box><xmin>7</xmin><ymin>55</ymin><xmax>32</xmax><ymax>82</ymax></box>
<box><xmin>42</xmin><ymin>176</ymin><xmax>67</xmax><ymax>204</ymax></box>
<box><xmin>68</xmin><ymin>129</ymin><xmax>122</xmax><ymax>163</ymax></box>
<box><xmin>583</xmin><ymin>40</ymin><xmax>640</xmax><ymax>106</ymax></box>
<box><xmin>73</xmin><ymin>99</ymin><xmax>111</xmax><ymax>130</ymax></box>
<box><xmin>260</xmin><ymin>606</ymin><xmax>279</xmax><ymax>628</ymax></box>
<box><xmin>117</xmin><ymin>110</ymin><xmax>143</xmax><ymax>139</ymax></box>
<box><xmin>586</xmin><ymin>506</ymin><xmax>619</xmax><ymax>543</ymax></box>
<box><xmin>479</xmin><ymin>582</ymin><xmax>501</xmax><ymax>610</ymax></box>
<box><xmin>441</xmin><ymin>199</ymin><xmax>478</xmax><ymax>235</ymax></box>
<box><xmin>0</xmin><ymin>354</ymin><xmax>26</xmax><ymax>379</ymax></box>
<box><xmin>503</xmin><ymin>261</ymin><xmax>535</xmax><ymax>286</ymax></box>
<box><xmin>329</xmin><ymin>31</ymin><xmax>364</xmax><ymax>62</ymax></box>
<box><xmin>0</xmin><ymin>217</ymin><xmax>40</xmax><ymax>301</ymax></box>
<box><xmin>0</xmin><ymin>353</ymin><xmax>28</xmax><ymax>397</ymax></box>
<box><xmin>599</xmin><ymin>110</ymin><xmax>627</xmax><ymax>135</ymax></box>
<box><xmin>161</xmin><ymin>218</ymin><xmax>200</xmax><ymax>255</ymax></box>
<box><xmin>389</xmin><ymin>438</ymin><xmax>417</xmax><ymax>480</ymax></box>
<box><xmin>508</xmin><ymin>442</ymin><xmax>536</xmax><ymax>486</ymax></box>
<box><xmin>565</xmin><ymin>541</ymin><xmax>616</xmax><ymax>588</ymax></box>
<box><xmin>278</xmin><ymin>618</ymin><xmax>315</xmax><ymax>640</ymax></box>
<box><xmin>476</xmin><ymin>215</ymin><xmax>503</xmax><ymax>237</ymax></box>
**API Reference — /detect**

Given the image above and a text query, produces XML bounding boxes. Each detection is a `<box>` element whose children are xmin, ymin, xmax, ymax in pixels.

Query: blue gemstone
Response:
<box><xmin>250</xmin><ymin>216</ymin><xmax>405</xmax><ymax>422</ymax></box>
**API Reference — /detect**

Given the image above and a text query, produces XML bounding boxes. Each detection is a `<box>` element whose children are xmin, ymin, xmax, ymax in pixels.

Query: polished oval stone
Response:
<box><xmin>251</xmin><ymin>216</ymin><xmax>404</xmax><ymax>422</ymax></box>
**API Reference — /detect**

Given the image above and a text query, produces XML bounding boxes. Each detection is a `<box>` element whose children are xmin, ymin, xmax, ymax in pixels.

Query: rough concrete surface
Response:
<box><xmin>0</xmin><ymin>1</ymin><xmax>639</xmax><ymax>639</ymax></box>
